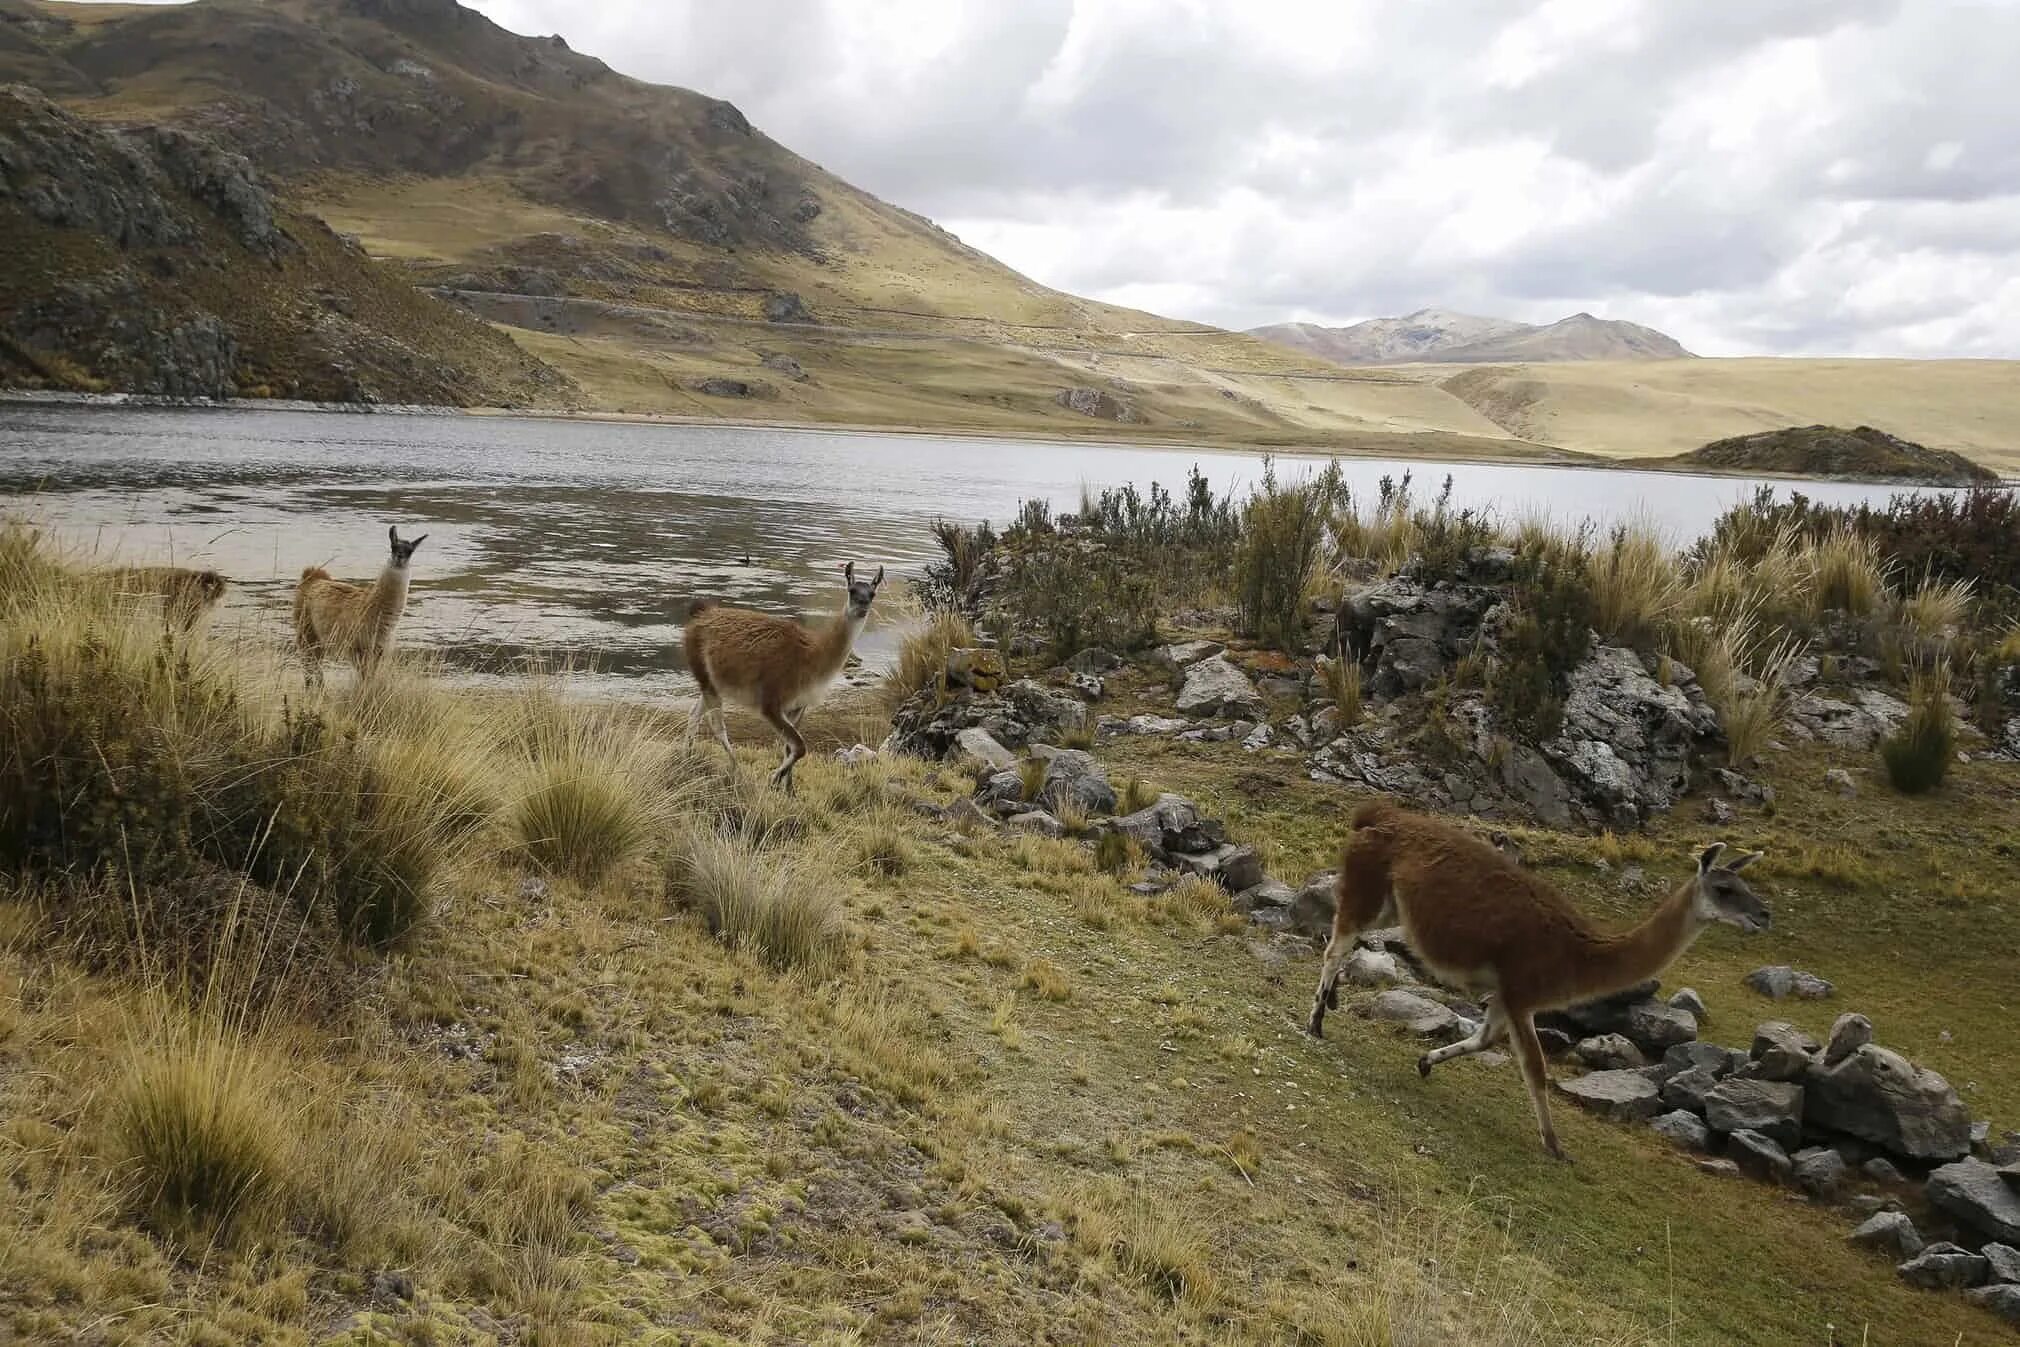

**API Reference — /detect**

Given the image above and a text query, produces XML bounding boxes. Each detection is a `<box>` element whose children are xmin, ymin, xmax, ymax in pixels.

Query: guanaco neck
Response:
<box><xmin>1569</xmin><ymin>875</ymin><xmax>1706</xmax><ymax>1002</ymax></box>
<box><xmin>807</xmin><ymin>605</ymin><xmax>868</xmax><ymax>682</ymax></box>
<box><xmin>368</xmin><ymin>562</ymin><xmax>411</xmax><ymax>632</ymax></box>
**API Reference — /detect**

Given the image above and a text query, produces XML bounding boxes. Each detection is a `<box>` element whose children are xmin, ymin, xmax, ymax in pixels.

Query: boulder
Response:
<box><xmin>1216</xmin><ymin>845</ymin><xmax>1266</xmax><ymax>893</ymax></box>
<box><xmin>1340</xmin><ymin>579</ymin><xmax>1499</xmax><ymax>697</ymax></box>
<box><xmin>885</xmin><ymin>677</ymin><xmax>1087</xmax><ymax>757</ymax></box>
<box><xmin>1541</xmin><ymin>644</ymin><xmax>1721</xmax><ymax>827</ymax></box>
<box><xmin>1361</xmin><ymin>990</ymin><xmax>1462</xmax><ymax>1040</ymax></box>
<box><xmin>1575</xmin><ymin>1034</ymin><xmax>1647</xmax><ymax>1071</ymax></box>
<box><xmin>978</xmin><ymin>770</ymin><xmax>1026</xmax><ymax>810</ymax></box>
<box><xmin>1065</xmin><ymin>672</ymin><xmax>1105</xmax><ymax>702</ymax></box>
<box><xmin>1804</xmin><ymin>1045</ymin><xmax>1972</xmax><ymax>1162</ymax></box>
<box><xmin>1341</xmin><ymin>947</ymin><xmax>1410</xmax><ymax>988</ymax></box>
<box><xmin>1557</xmin><ymin>1069</ymin><xmax>1664</xmax><ymax>1123</ymax></box>
<box><xmin>1825</xmin><ymin>767</ymin><xmax>1858</xmax><ymax>796</ymax></box>
<box><xmin>1823</xmin><ymin>1013</ymin><xmax>1874</xmax><ymax>1067</ymax></box>
<box><xmin>1650</xmin><ymin>1109</ymin><xmax>1712</xmax><ymax>1151</ymax></box>
<box><xmin>1664</xmin><ymin>1042</ymin><xmax>1746</xmax><ymax>1079</ymax></box>
<box><xmin>1788</xmin><ymin>688</ymin><xmax>1909</xmax><ymax>749</ymax></box>
<box><xmin>1848</xmin><ymin>1210</ymin><xmax>1925</xmax><ymax>1261</ymax></box>
<box><xmin>1928</xmin><ymin>1159</ymin><xmax>2020</xmax><ymax>1243</ymax></box>
<box><xmin>1660</xmin><ymin>1067</ymin><xmax>1720</xmax><ymax>1116</ymax></box>
<box><xmin>1964</xmin><ymin>1285</ymin><xmax>2020</xmax><ymax>1327</ymax></box>
<box><xmin>1118</xmin><ymin>714</ymin><xmax>1190</xmax><ymax>736</ymax></box>
<box><xmin>953</xmin><ymin>727</ymin><xmax>1016</xmax><ymax>773</ymax></box>
<box><xmin>1983</xmin><ymin>1243</ymin><xmax>2020</xmax><ymax>1285</ymax></box>
<box><xmin>1669</xmin><ymin>987</ymin><xmax>1709</xmax><ymax>1021</ymax></box>
<box><xmin>1157</xmin><ymin>640</ymin><xmax>1224</xmax><ymax>668</ymax></box>
<box><xmin>1176</xmin><ymin>655</ymin><xmax>1266</xmax><ymax>719</ymax></box>
<box><xmin>1108</xmin><ymin>794</ymin><xmax>1223</xmax><ymax>861</ymax></box>
<box><xmin>1234</xmin><ymin>879</ymin><xmax>1297</xmax><ymax>915</ymax></box>
<box><xmin>1745</xmin><ymin>965</ymin><xmax>1835</xmax><ymax>1000</ymax></box>
<box><xmin>1728</xmin><ymin>1130</ymin><xmax>1793</xmax><ymax>1183</ymax></box>
<box><xmin>1288</xmin><ymin>874</ymin><xmax>1337</xmax><ymax>940</ymax></box>
<box><xmin>1621</xmin><ymin>999</ymin><xmax>1699</xmax><ymax>1054</ymax></box>
<box><xmin>1032</xmin><ymin>746</ymin><xmax>1118</xmax><ymax>817</ymax></box>
<box><xmin>1007</xmin><ymin>811</ymin><xmax>1065</xmax><ymax>838</ymax></box>
<box><xmin>1864</xmin><ymin>1157</ymin><xmax>1908</xmax><ymax>1185</ymax></box>
<box><xmin>1545</xmin><ymin>980</ymin><xmax>1663</xmax><ymax>1036</ymax></box>
<box><xmin>1792</xmin><ymin>1147</ymin><xmax>1847</xmax><ymax>1201</ymax></box>
<box><xmin>1704</xmin><ymin>1078</ymin><xmax>1805</xmax><ymax>1149</ymax></box>
<box><xmin>1748</xmin><ymin>1021</ymin><xmax>1819</xmax><ymax>1081</ymax></box>
<box><xmin>1896</xmin><ymin>1243</ymin><xmax>1989</xmax><ymax>1290</ymax></box>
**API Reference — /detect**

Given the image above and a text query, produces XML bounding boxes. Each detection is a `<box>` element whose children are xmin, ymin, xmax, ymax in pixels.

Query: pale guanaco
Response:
<box><xmin>294</xmin><ymin>526</ymin><xmax>427</xmax><ymax>688</ymax></box>
<box><xmin>1307</xmin><ymin>801</ymin><xmax>1768</xmax><ymax>1161</ymax></box>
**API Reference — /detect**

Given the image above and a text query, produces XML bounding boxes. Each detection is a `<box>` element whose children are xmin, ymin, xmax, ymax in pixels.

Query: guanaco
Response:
<box><xmin>294</xmin><ymin>526</ymin><xmax>428</xmax><ymax>688</ymax></box>
<box><xmin>105</xmin><ymin>565</ymin><xmax>228</xmax><ymax>630</ymax></box>
<box><xmin>1307</xmin><ymin>801</ymin><xmax>1768</xmax><ymax>1161</ymax></box>
<box><xmin>682</xmin><ymin>562</ymin><xmax>884</xmax><ymax>790</ymax></box>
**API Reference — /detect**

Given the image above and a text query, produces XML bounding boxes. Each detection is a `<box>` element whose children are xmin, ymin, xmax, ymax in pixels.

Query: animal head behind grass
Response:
<box><xmin>388</xmin><ymin>526</ymin><xmax>428</xmax><ymax>569</ymax></box>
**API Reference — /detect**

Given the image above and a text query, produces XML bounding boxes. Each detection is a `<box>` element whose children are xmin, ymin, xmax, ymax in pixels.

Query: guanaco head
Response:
<box><xmin>842</xmin><ymin>561</ymin><xmax>884</xmax><ymax>621</ymax></box>
<box><xmin>194</xmin><ymin>569</ymin><xmax>228</xmax><ymax>601</ymax></box>
<box><xmin>1690</xmin><ymin>843</ymin><xmax>1770</xmax><ymax>933</ymax></box>
<box><xmin>387</xmin><ymin>525</ymin><xmax>429</xmax><ymax>569</ymax></box>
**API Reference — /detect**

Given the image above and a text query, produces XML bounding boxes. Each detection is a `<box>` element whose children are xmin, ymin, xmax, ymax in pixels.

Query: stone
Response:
<box><xmin>1863</xmin><ymin>1157</ymin><xmax>1908</xmax><ymax>1185</ymax></box>
<box><xmin>1288</xmin><ymin>874</ymin><xmax>1337</xmax><ymax>940</ymax></box>
<box><xmin>1032</xmin><ymin>746</ymin><xmax>1118</xmax><ymax>816</ymax></box>
<box><xmin>1824</xmin><ymin>767</ymin><xmax>1858</xmax><ymax>796</ymax></box>
<box><xmin>1745</xmin><ymin>965</ymin><xmax>1834</xmax><ymax>1000</ymax></box>
<box><xmin>1728</xmin><ymin>1129</ymin><xmax>1793</xmax><ymax>1183</ymax></box>
<box><xmin>1575</xmin><ymin>1035</ymin><xmax>1647</xmax><ymax>1071</ymax></box>
<box><xmin>1790</xmin><ymin>689</ymin><xmax>1909</xmax><ymax>750</ymax></box>
<box><xmin>1621</xmin><ymin>999</ymin><xmax>1699</xmax><ymax>1054</ymax></box>
<box><xmin>1792</xmin><ymin>1147</ymin><xmax>1848</xmax><ymax>1200</ymax></box>
<box><xmin>1703</xmin><ymin>1078</ymin><xmax>1804</xmax><ymax>1149</ymax></box>
<box><xmin>943</xmin><ymin>798</ymin><xmax>996</xmax><ymax>833</ymax></box>
<box><xmin>1823</xmin><ymin>1013</ymin><xmax>1874</xmax><ymax>1067</ymax></box>
<box><xmin>1158</xmin><ymin>640</ymin><xmax>1224</xmax><ymax>668</ymax></box>
<box><xmin>834</xmin><ymin>743</ymin><xmax>877</xmax><ymax>766</ymax></box>
<box><xmin>1660</xmin><ymin>1067</ymin><xmax>1720</xmax><ymax>1116</ymax></box>
<box><xmin>1176</xmin><ymin>655</ymin><xmax>1266</xmax><ymax>719</ymax></box>
<box><xmin>1536</xmin><ymin>1027</ymin><xmax>1576</xmax><ymax>1057</ymax></box>
<box><xmin>978</xmin><ymin>770</ymin><xmax>1027</xmax><ymax>809</ymax></box>
<box><xmin>1664</xmin><ymin>1041</ymin><xmax>1746</xmax><ymax>1079</ymax></box>
<box><xmin>1669</xmin><ymin>987</ymin><xmax>1709</xmax><ymax>1021</ymax></box>
<box><xmin>1361</xmin><ymin>990</ymin><xmax>1462</xmax><ymax>1040</ymax></box>
<box><xmin>1065</xmin><ymin>672</ymin><xmax>1105</xmax><ymax>701</ymax></box>
<box><xmin>1006</xmin><ymin>811</ymin><xmax>1065</xmax><ymax>838</ymax></box>
<box><xmin>1848</xmin><ymin>1211</ymin><xmax>1925</xmax><ymax>1260</ymax></box>
<box><xmin>1963</xmin><ymin>1286</ymin><xmax>2020</xmax><ymax>1327</ymax></box>
<box><xmin>952</xmin><ymin>727</ymin><xmax>1018</xmax><ymax>773</ymax></box>
<box><xmin>2004</xmin><ymin>1159</ymin><xmax>2020</xmax><ymax>1185</ymax></box>
<box><xmin>1896</xmin><ymin>1242</ymin><xmax>1989</xmax><ymax>1290</ymax></box>
<box><xmin>1847</xmin><ymin>1195</ymin><xmax>1899</xmax><ymax>1218</ymax></box>
<box><xmin>885</xmin><ymin>676</ymin><xmax>1086</xmax><ymax>758</ymax></box>
<box><xmin>1650</xmin><ymin>1109</ymin><xmax>1712</xmax><ymax>1151</ymax></box>
<box><xmin>1546</xmin><ymin>980</ymin><xmax>1664</xmax><ymax>1036</ymax></box>
<box><xmin>1120</xmin><ymin>714</ymin><xmax>1189</xmax><ymax>736</ymax></box>
<box><xmin>1805</xmin><ymin>1045</ymin><xmax>1973</xmax><ymax>1162</ymax></box>
<box><xmin>1928</xmin><ymin>1159</ymin><xmax>2020</xmax><ymax>1243</ymax></box>
<box><xmin>1213</xmin><ymin>845</ymin><xmax>1265</xmax><ymax>893</ymax></box>
<box><xmin>1241</xmin><ymin>722</ymin><xmax>1274</xmax><ymax>752</ymax></box>
<box><xmin>1235</xmin><ymin>879</ymin><xmax>1297</xmax><ymax>914</ymax></box>
<box><xmin>1067</xmin><ymin>647</ymin><xmax>1122</xmax><ymax>674</ymax></box>
<box><xmin>1556</xmin><ymin>1069</ymin><xmax>1664</xmax><ymax>1123</ymax></box>
<box><xmin>1541</xmin><ymin>643</ymin><xmax>1721</xmax><ymax>826</ymax></box>
<box><xmin>1341</xmin><ymin>947</ymin><xmax>1409</xmax><ymax>987</ymax></box>
<box><xmin>1983</xmin><ymin>1243</ymin><xmax>2020</xmax><ymax>1285</ymax></box>
<box><xmin>1749</xmin><ymin>1021</ymin><xmax>1820</xmax><ymax>1081</ymax></box>
<box><xmin>1108</xmin><ymin>794</ymin><xmax>1222</xmax><ymax>860</ymax></box>
<box><xmin>763</xmin><ymin>291</ymin><xmax>814</xmax><ymax>323</ymax></box>
<box><xmin>1698</xmin><ymin>1158</ymin><xmax>1743</xmax><ymax>1179</ymax></box>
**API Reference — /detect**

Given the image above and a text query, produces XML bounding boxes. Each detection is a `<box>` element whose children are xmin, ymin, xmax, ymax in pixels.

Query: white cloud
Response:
<box><xmin>448</xmin><ymin>0</ymin><xmax>2020</xmax><ymax>355</ymax></box>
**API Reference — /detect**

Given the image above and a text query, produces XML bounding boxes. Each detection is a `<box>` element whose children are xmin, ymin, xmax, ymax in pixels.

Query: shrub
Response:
<box><xmin>918</xmin><ymin>518</ymin><xmax>997</xmax><ymax>615</ymax></box>
<box><xmin>1094</xmin><ymin>828</ymin><xmax>1135</xmax><ymax>873</ymax></box>
<box><xmin>883</xmin><ymin>607</ymin><xmax>975</xmax><ymax>710</ymax></box>
<box><xmin>1485</xmin><ymin>542</ymin><xmax>1595</xmax><ymax>742</ymax></box>
<box><xmin>1232</xmin><ymin>458</ymin><xmax>1345</xmax><ymax>650</ymax></box>
<box><xmin>109</xmin><ymin>1007</ymin><xmax>293</xmax><ymax>1243</ymax></box>
<box><xmin>668</xmin><ymin>827</ymin><xmax>845</xmax><ymax>975</ymax></box>
<box><xmin>993</xmin><ymin>534</ymin><xmax>1159</xmax><ymax>657</ymax></box>
<box><xmin>1881</xmin><ymin>667</ymin><xmax>1956</xmax><ymax>794</ymax></box>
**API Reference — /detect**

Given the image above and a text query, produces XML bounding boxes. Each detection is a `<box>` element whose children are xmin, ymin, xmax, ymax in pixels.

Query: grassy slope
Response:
<box><xmin>5</xmin><ymin>619</ymin><xmax>2016</xmax><ymax>1343</ymax></box>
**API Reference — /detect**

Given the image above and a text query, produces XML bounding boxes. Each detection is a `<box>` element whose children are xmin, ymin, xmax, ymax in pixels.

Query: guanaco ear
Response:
<box><xmin>411</xmin><ymin>534</ymin><xmax>428</xmax><ymax>549</ymax></box>
<box><xmin>872</xmin><ymin>565</ymin><xmax>884</xmax><ymax>588</ymax></box>
<box><xmin>389</xmin><ymin>525</ymin><xmax>402</xmax><ymax>547</ymax></box>
<box><xmin>844</xmin><ymin>561</ymin><xmax>855</xmax><ymax>583</ymax></box>
<box><xmin>1696</xmin><ymin>842</ymin><xmax>1727</xmax><ymax>874</ymax></box>
<box><xmin>1721</xmin><ymin>850</ymin><xmax>1763</xmax><ymax>872</ymax></box>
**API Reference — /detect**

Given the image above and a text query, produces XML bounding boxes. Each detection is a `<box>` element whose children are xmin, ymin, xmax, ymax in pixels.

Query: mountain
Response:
<box><xmin>1249</xmin><ymin>308</ymin><xmax>1693</xmax><ymax>365</ymax></box>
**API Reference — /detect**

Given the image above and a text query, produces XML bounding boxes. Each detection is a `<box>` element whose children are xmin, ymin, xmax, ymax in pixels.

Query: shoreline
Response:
<box><xmin>1</xmin><ymin>389</ymin><xmax>2006</xmax><ymax>489</ymax></box>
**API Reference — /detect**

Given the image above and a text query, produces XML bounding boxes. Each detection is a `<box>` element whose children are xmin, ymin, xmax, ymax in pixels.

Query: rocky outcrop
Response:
<box><xmin>1804</xmin><ymin>1045</ymin><xmax>1973</xmax><ymax>1162</ymax></box>
<box><xmin>1053</xmin><ymin>386</ymin><xmax>1140</xmax><ymax>423</ymax></box>
<box><xmin>1540</xmin><ymin>645</ymin><xmax>1720</xmax><ymax>827</ymax></box>
<box><xmin>1928</xmin><ymin>1160</ymin><xmax>2020</xmax><ymax>1243</ymax></box>
<box><xmin>763</xmin><ymin>292</ymin><xmax>813</xmax><ymax>323</ymax></box>
<box><xmin>1175</xmin><ymin>654</ymin><xmax>1266</xmax><ymax>719</ymax></box>
<box><xmin>886</xmin><ymin>676</ymin><xmax>1088</xmax><ymax>759</ymax></box>
<box><xmin>1336</xmin><ymin>578</ymin><xmax>1500</xmax><ymax>696</ymax></box>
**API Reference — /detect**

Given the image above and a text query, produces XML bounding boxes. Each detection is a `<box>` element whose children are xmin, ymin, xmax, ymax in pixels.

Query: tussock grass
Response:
<box><xmin>846</xmin><ymin>806</ymin><xmax>916</xmax><ymax>878</ymax></box>
<box><xmin>668</xmin><ymin>825</ymin><xmax>846</xmax><ymax>975</ymax></box>
<box><xmin>1072</xmin><ymin>1181</ymin><xmax>1221</xmax><ymax>1310</ymax></box>
<box><xmin>1718</xmin><ymin>638</ymin><xmax>1804</xmax><ymax>765</ymax></box>
<box><xmin>1020</xmin><ymin>957</ymin><xmax>1071</xmax><ymax>1002</ymax></box>
<box><xmin>1806</xmin><ymin>524</ymin><xmax>1888</xmax><ymax>619</ymax></box>
<box><xmin>1093</xmin><ymin>828</ymin><xmax>1137</xmax><ymax>873</ymax></box>
<box><xmin>1117</xmin><ymin>775</ymin><xmax>1159</xmax><ymax>815</ymax></box>
<box><xmin>506</xmin><ymin>679</ymin><xmax>676</xmax><ymax>884</ymax></box>
<box><xmin>1167</xmin><ymin>873</ymin><xmax>1230</xmax><ymax>927</ymax></box>
<box><xmin>884</xmin><ymin>606</ymin><xmax>975</xmax><ymax>710</ymax></box>
<box><xmin>1589</xmin><ymin>521</ymin><xmax>1682</xmax><ymax>649</ymax></box>
<box><xmin>1320</xmin><ymin>653</ymin><xmax>1364</xmax><ymax>727</ymax></box>
<box><xmin>1016</xmin><ymin>757</ymin><xmax>1047</xmax><ymax>803</ymax></box>
<box><xmin>1881</xmin><ymin>666</ymin><xmax>1956</xmax><ymax>794</ymax></box>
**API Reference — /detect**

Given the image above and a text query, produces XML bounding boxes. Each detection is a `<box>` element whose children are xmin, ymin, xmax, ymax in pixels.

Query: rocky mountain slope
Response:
<box><xmin>1251</xmin><ymin>307</ymin><xmax>1693</xmax><ymax>365</ymax></box>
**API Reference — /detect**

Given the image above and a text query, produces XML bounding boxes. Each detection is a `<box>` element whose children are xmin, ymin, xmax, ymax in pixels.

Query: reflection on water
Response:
<box><xmin>0</xmin><ymin>403</ymin><xmax>1947</xmax><ymax>697</ymax></box>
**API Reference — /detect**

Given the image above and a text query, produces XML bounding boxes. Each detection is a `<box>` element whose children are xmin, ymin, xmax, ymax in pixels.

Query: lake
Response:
<box><xmin>0</xmin><ymin>402</ymin><xmax>1944</xmax><ymax>697</ymax></box>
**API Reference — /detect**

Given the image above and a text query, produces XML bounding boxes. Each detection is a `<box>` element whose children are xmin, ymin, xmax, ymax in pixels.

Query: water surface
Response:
<box><xmin>0</xmin><ymin>404</ymin><xmax>1941</xmax><ymax>696</ymax></box>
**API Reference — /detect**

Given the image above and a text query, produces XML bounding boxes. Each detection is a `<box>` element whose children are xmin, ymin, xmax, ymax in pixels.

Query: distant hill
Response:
<box><xmin>1664</xmin><ymin>424</ymin><xmax>1997</xmax><ymax>485</ymax></box>
<box><xmin>1249</xmin><ymin>308</ymin><xmax>1692</xmax><ymax>365</ymax></box>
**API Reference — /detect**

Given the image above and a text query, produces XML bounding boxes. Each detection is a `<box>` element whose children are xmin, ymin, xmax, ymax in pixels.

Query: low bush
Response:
<box><xmin>1881</xmin><ymin>667</ymin><xmax>1956</xmax><ymax>794</ymax></box>
<box><xmin>1485</xmin><ymin>541</ymin><xmax>1595</xmax><ymax>742</ymax></box>
<box><xmin>1232</xmin><ymin>458</ymin><xmax>1344</xmax><ymax>650</ymax></box>
<box><xmin>668</xmin><ymin>826</ymin><xmax>846</xmax><ymax>975</ymax></box>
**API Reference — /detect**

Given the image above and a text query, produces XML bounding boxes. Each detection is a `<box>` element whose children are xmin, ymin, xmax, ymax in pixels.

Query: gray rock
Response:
<box><xmin>1897</xmin><ymin>1242</ymin><xmax>1989</xmax><ymax>1290</ymax></box>
<box><xmin>1669</xmin><ymin>987</ymin><xmax>1709</xmax><ymax>1021</ymax></box>
<box><xmin>1650</xmin><ymin>1109</ymin><xmax>1712</xmax><ymax>1151</ymax></box>
<box><xmin>1664</xmin><ymin>1041</ymin><xmax>1747</xmax><ymax>1079</ymax></box>
<box><xmin>1745</xmin><ymin>965</ymin><xmax>1834</xmax><ymax>1000</ymax></box>
<box><xmin>1698</xmin><ymin>1158</ymin><xmax>1744</xmax><ymax>1178</ymax></box>
<box><xmin>1007</xmin><ymin>811</ymin><xmax>1065</xmax><ymax>838</ymax></box>
<box><xmin>1805</xmin><ymin>1045</ymin><xmax>1973</xmax><ymax>1162</ymax></box>
<box><xmin>1864</xmin><ymin>1157</ymin><xmax>1908</xmax><ymax>1185</ymax></box>
<box><xmin>1176</xmin><ymin>655</ymin><xmax>1266</xmax><ymax>719</ymax></box>
<box><xmin>1341</xmin><ymin>947</ymin><xmax>1410</xmax><ymax>987</ymax></box>
<box><xmin>1556</xmin><ymin>1069</ymin><xmax>1664</xmax><ymax>1122</ymax></box>
<box><xmin>763</xmin><ymin>291</ymin><xmax>814</xmax><ymax>323</ymax></box>
<box><xmin>1541</xmin><ymin>643</ymin><xmax>1721</xmax><ymax>827</ymax></box>
<box><xmin>1575</xmin><ymin>1034</ymin><xmax>1648</xmax><ymax>1071</ymax></box>
<box><xmin>1536</xmin><ymin>1027</ymin><xmax>1576</xmax><ymax>1057</ymax></box>
<box><xmin>1963</xmin><ymin>1285</ymin><xmax>2020</xmax><ymax>1327</ymax></box>
<box><xmin>1661</xmin><ymin>1067</ymin><xmax>1721</xmax><ymax>1116</ymax></box>
<box><xmin>1790</xmin><ymin>689</ymin><xmax>1909</xmax><ymax>750</ymax></box>
<box><xmin>1067</xmin><ymin>647</ymin><xmax>1122</xmax><ymax>674</ymax></box>
<box><xmin>1158</xmin><ymin>640</ymin><xmax>1224</xmax><ymax>668</ymax></box>
<box><xmin>1361</xmin><ymin>990</ymin><xmax>1462</xmax><ymax>1040</ymax></box>
<box><xmin>1824</xmin><ymin>767</ymin><xmax>1858</xmax><ymax>795</ymax></box>
<box><xmin>952</xmin><ymin>727</ymin><xmax>1017</xmax><ymax>773</ymax></box>
<box><xmin>1032</xmin><ymin>746</ymin><xmax>1117</xmax><ymax>816</ymax></box>
<box><xmin>1108</xmin><ymin>794</ymin><xmax>1223</xmax><ymax>860</ymax></box>
<box><xmin>1217</xmin><ymin>845</ymin><xmax>1266</xmax><ymax>893</ymax></box>
<box><xmin>1749</xmin><ymin>1021</ymin><xmax>1820</xmax><ymax>1081</ymax></box>
<box><xmin>1241</xmin><ymin>722</ymin><xmax>1274</xmax><ymax>752</ymax></box>
<box><xmin>1824</xmin><ymin>1013</ymin><xmax>1874</xmax><ymax>1067</ymax></box>
<box><xmin>1704</xmin><ymin>1078</ymin><xmax>1805</xmax><ymax>1148</ymax></box>
<box><xmin>1235</xmin><ymin>879</ymin><xmax>1297</xmax><ymax>914</ymax></box>
<box><xmin>886</xmin><ymin>677</ymin><xmax>1087</xmax><ymax>758</ymax></box>
<box><xmin>1983</xmin><ymin>1243</ymin><xmax>2020</xmax><ymax>1285</ymax></box>
<box><xmin>1793</xmin><ymin>1147</ymin><xmax>1848</xmax><ymax>1201</ymax></box>
<box><xmin>1728</xmin><ymin>1129</ymin><xmax>1794</xmax><ymax>1183</ymax></box>
<box><xmin>1972</xmin><ymin>1120</ymin><xmax>1992</xmax><ymax>1155</ymax></box>
<box><xmin>1119</xmin><ymin>714</ymin><xmax>1190</xmax><ymax>736</ymax></box>
<box><xmin>1065</xmin><ymin>672</ymin><xmax>1105</xmax><ymax>702</ymax></box>
<box><xmin>1847</xmin><ymin>1195</ymin><xmax>1900</xmax><ymax>1218</ymax></box>
<box><xmin>1622</xmin><ymin>999</ymin><xmax>1699</xmax><ymax>1054</ymax></box>
<box><xmin>978</xmin><ymin>770</ymin><xmax>1026</xmax><ymax>808</ymax></box>
<box><xmin>1848</xmin><ymin>1210</ymin><xmax>1925</xmax><ymax>1260</ymax></box>
<box><xmin>1928</xmin><ymin>1159</ymin><xmax>2020</xmax><ymax>1243</ymax></box>
<box><xmin>1288</xmin><ymin>874</ymin><xmax>1337</xmax><ymax>940</ymax></box>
